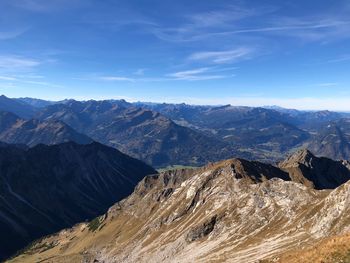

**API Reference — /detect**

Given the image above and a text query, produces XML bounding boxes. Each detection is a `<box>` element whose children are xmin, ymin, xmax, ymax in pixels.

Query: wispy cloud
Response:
<box><xmin>0</xmin><ymin>29</ymin><xmax>27</xmax><ymax>40</ymax></box>
<box><xmin>0</xmin><ymin>55</ymin><xmax>41</xmax><ymax>71</ymax></box>
<box><xmin>150</xmin><ymin>2</ymin><xmax>350</xmax><ymax>44</ymax></box>
<box><xmin>316</xmin><ymin>82</ymin><xmax>339</xmax><ymax>87</ymax></box>
<box><xmin>88</xmin><ymin>66</ymin><xmax>235</xmax><ymax>83</ymax></box>
<box><xmin>133</xmin><ymin>68</ymin><xmax>147</xmax><ymax>76</ymax></box>
<box><xmin>189</xmin><ymin>47</ymin><xmax>254</xmax><ymax>64</ymax></box>
<box><xmin>167</xmin><ymin>67</ymin><xmax>230</xmax><ymax>81</ymax></box>
<box><xmin>0</xmin><ymin>73</ymin><xmax>63</xmax><ymax>88</ymax></box>
<box><xmin>186</xmin><ymin>6</ymin><xmax>261</xmax><ymax>28</ymax></box>
<box><xmin>20</xmin><ymin>80</ymin><xmax>63</xmax><ymax>88</ymax></box>
<box><xmin>97</xmin><ymin>76</ymin><xmax>135</xmax><ymax>82</ymax></box>
<box><xmin>0</xmin><ymin>76</ymin><xmax>17</xmax><ymax>81</ymax></box>
<box><xmin>151</xmin><ymin>4</ymin><xmax>269</xmax><ymax>42</ymax></box>
<box><xmin>327</xmin><ymin>54</ymin><xmax>350</xmax><ymax>63</ymax></box>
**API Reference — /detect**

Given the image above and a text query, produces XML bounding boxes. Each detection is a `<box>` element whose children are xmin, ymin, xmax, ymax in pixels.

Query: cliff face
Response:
<box><xmin>9</xmin><ymin>155</ymin><xmax>350</xmax><ymax>263</ymax></box>
<box><xmin>279</xmin><ymin>149</ymin><xmax>350</xmax><ymax>189</ymax></box>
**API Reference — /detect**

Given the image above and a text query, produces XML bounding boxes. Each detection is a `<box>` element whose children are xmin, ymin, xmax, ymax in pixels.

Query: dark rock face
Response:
<box><xmin>186</xmin><ymin>215</ymin><xmax>217</xmax><ymax>242</ymax></box>
<box><xmin>280</xmin><ymin>149</ymin><xmax>350</xmax><ymax>189</ymax></box>
<box><xmin>0</xmin><ymin>111</ymin><xmax>92</xmax><ymax>146</ymax></box>
<box><xmin>227</xmin><ymin>158</ymin><xmax>291</xmax><ymax>182</ymax></box>
<box><xmin>0</xmin><ymin>142</ymin><xmax>156</xmax><ymax>260</ymax></box>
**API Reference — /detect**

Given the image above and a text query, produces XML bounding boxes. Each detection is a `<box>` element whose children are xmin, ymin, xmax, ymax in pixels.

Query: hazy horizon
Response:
<box><xmin>0</xmin><ymin>0</ymin><xmax>350</xmax><ymax>111</ymax></box>
<box><xmin>3</xmin><ymin>94</ymin><xmax>349</xmax><ymax>112</ymax></box>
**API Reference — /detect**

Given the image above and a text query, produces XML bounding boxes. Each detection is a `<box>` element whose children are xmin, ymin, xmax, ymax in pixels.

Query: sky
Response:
<box><xmin>0</xmin><ymin>0</ymin><xmax>350</xmax><ymax>110</ymax></box>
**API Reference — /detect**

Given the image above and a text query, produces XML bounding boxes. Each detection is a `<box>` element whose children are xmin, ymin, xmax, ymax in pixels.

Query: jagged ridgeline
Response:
<box><xmin>2</xmin><ymin>95</ymin><xmax>350</xmax><ymax>167</ymax></box>
<box><xmin>0</xmin><ymin>142</ymin><xmax>156</xmax><ymax>261</ymax></box>
<box><xmin>9</xmin><ymin>150</ymin><xmax>350</xmax><ymax>263</ymax></box>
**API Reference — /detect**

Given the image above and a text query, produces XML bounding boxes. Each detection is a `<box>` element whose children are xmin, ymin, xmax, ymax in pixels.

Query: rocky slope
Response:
<box><xmin>0</xmin><ymin>142</ymin><xmax>156</xmax><ymax>260</ymax></box>
<box><xmin>0</xmin><ymin>111</ymin><xmax>92</xmax><ymax>146</ymax></box>
<box><xmin>9</xmin><ymin>151</ymin><xmax>350</xmax><ymax>263</ymax></box>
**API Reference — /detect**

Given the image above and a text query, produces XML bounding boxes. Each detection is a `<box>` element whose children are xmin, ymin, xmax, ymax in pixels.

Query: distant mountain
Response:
<box><xmin>35</xmin><ymin>100</ymin><xmax>239</xmax><ymax>167</ymax></box>
<box><xmin>135</xmin><ymin>102</ymin><xmax>350</xmax><ymax>161</ymax></box>
<box><xmin>136</xmin><ymin>102</ymin><xmax>349</xmax><ymax>129</ymax></box>
<box><xmin>137</xmin><ymin>103</ymin><xmax>309</xmax><ymax>154</ymax></box>
<box><xmin>307</xmin><ymin>120</ymin><xmax>350</xmax><ymax>161</ymax></box>
<box><xmin>15</xmin><ymin>97</ymin><xmax>56</xmax><ymax>108</ymax></box>
<box><xmin>0</xmin><ymin>111</ymin><xmax>92</xmax><ymax>146</ymax></box>
<box><xmin>4</xmin><ymin>97</ymin><xmax>350</xmax><ymax>164</ymax></box>
<box><xmin>0</xmin><ymin>142</ymin><xmax>156</xmax><ymax>260</ymax></box>
<box><xmin>0</xmin><ymin>95</ymin><xmax>36</xmax><ymax>119</ymax></box>
<box><xmin>11</xmin><ymin>152</ymin><xmax>350</xmax><ymax>263</ymax></box>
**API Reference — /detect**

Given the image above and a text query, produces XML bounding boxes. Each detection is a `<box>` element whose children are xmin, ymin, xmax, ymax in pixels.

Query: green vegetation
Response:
<box><xmin>87</xmin><ymin>216</ymin><xmax>103</xmax><ymax>232</ymax></box>
<box><xmin>8</xmin><ymin>238</ymin><xmax>56</xmax><ymax>260</ymax></box>
<box><xmin>157</xmin><ymin>165</ymin><xmax>198</xmax><ymax>173</ymax></box>
<box><xmin>36</xmin><ymin>242</ymin><xmax>55</xmax><ymax>253</ymax></box>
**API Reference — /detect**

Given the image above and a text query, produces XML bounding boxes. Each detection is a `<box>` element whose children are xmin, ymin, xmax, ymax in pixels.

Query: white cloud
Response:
<box><xmin>0</xmin><ymin>29</ymin><xmax>27</xmax><ymax>40</ymax></box>
<box><xmin>167</xmin><ymin>67</ymin><xmax>227</xmax><ymax>81</ymax></box>
<box><xmin>98</xmin><ymin>76</ymin><xmax>135</xmax><ymax>82</ymax></box>
<box><xmin>187</xmin><ymin>6</ymin><xmax>259</xmax><ymax>28</ymax></box>
<box><xmin>327</xmin><ymin>55</ymin><xmax>350</xmax><ymax>63</ymax></box>
<box><xmin>0</xmin><ymin>56</ymin><xmax>41</xmax><ymax>71</ymax></box>
<box><xmin>0</xmin><ymin>76</ymin><xmax>17</xmax><ymax>81</ymax></box>
<box><xmin>151</xmin><ymin>4</ymin><xmax>271</xmax><ymax>42</ymax></box>
<box><xmin>133</xmin><ymin>68</ymin><xmax>147</xmax><ymax>76</ymax></box>
<box><xmin>151</xmin><ymin>3</ymin><xmax>350</xmax><ymax>44</ymax></box>
<box><xmin>316</xmin><ymin>82</ymin><xmax>338</xmax><ymax>87</ymax></box>
<box><xmin>189</xmin><ymin>48</ymin><xmax>254</xmax><ymax>64</ymax></box>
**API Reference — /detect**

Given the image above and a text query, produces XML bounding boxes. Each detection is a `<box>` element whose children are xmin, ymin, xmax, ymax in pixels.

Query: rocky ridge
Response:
<box><xmin>9</xmin><ymin>150</ymin><xmax>350</xmax><ymax>263</ymax></box>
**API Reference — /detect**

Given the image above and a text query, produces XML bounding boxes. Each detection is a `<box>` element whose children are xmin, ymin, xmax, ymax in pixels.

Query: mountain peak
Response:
<box><xmin>280</xmin><ymin>149</ymin><xmax>315</xmax><ymax>168</ymax></box>
<box><xmin>279</xmin><ymin>149</ymin><xmax>350</xmax><ymax>189</ymax></box>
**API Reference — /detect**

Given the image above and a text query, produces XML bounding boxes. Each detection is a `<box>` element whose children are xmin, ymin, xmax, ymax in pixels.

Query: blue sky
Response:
<box><xmin>0</xmin><ymin>0</ymin><xmax>350</xmax><ymax>110</ymax></box>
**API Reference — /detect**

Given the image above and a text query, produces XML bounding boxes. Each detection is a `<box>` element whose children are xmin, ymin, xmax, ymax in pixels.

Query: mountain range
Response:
<box><xmin>8</xmin><ymin>149</ymin><xmax>350</xmax><ymax>263</ymax></box>
<box><xmin>1</xmin><ymin>95</ymin><xmax>350</xmax><ymax>167</ymax></box>
<box><xmin>35</xmin><ymin>100</ymin><xmax>238</xmax><ymax>167</ymax></box>
<box><xmin>2</xmin><ymin>95</ymin><xmax>350</xmax><ymax>262</ymax></box>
